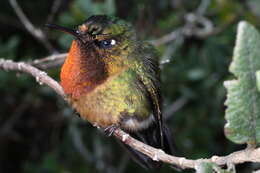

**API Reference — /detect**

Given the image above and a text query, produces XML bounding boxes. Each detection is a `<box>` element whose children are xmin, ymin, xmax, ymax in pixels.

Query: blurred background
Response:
<box><xmin>1</xmin><ymin>0</ymin><xmax>260</xmax><ymax>172</ymax></box>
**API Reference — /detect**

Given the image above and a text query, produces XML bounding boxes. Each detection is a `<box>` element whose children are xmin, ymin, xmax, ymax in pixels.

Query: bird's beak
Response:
<box><xmin>46</xmin><ymin>23</ymin><xmax>83</xmax><ymax>42</ymax></box>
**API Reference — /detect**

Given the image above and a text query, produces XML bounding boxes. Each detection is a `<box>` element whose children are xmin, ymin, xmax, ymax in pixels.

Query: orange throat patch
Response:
<box><xmin>60</xmin><ymin>40</ymin><xmax>107</xmax><ymax>99</ymax></box>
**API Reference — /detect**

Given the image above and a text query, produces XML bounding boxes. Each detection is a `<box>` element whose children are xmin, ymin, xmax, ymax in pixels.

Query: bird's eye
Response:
<box><xmin>97</xmin><ymin>39</ymin><xmax>116</xmax><ymax>49</ymax></box>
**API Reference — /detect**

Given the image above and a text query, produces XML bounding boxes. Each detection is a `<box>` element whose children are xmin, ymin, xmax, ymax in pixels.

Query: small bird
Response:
<box><xmin>47</xmin><ymin>15</ymin><xmax>175</xmax><ymax>169</ymax></box>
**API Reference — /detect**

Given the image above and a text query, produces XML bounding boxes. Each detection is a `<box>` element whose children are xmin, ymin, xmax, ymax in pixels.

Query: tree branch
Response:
<box><xmin>9</xmin><ymin>0</ymin><xmax>57</xmax><ymax>53</ymax></box>
<box><xmin>45</xmin><ymin>0</ymin><xmax>63</xmax><ymax>25</ymax></box>
<box><xmin>30</xmin><ymin>53</ymin><xmax>67</xmax><ymax>69</ymax></box>
<box><xmin>0</xmin><ymin>59</ymin><xmax>64</xmax><ymax>97</ymax></box>
<box><xmin>1</xmin><ymin>58</ymin><xmax>260</xmax><ymax>170</ymax></box>
<box><xmin>151</xmin><ymin>0</ymin><xmax>239</xmax><ymax>46</ymax></box>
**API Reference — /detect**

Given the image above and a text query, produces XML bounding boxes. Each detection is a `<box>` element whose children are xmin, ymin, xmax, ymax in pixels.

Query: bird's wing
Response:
<box><xmin>133</xmin><ymin>43</ymin><xmax>164</xmax><ymax>147</ymax></box>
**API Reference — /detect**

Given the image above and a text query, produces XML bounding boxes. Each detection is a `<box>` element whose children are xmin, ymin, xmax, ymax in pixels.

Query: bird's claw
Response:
<box><xmin>103</xmin><ymin>125</ymin><xmax>118</xmax><ymax>136</ymax></box>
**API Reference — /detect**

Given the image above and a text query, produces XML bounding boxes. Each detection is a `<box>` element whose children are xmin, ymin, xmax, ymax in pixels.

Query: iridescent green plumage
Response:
<box><xmin>48</xmin><ymin>15</ymin><xmax>175</xmax><ymax>169</ymax></box>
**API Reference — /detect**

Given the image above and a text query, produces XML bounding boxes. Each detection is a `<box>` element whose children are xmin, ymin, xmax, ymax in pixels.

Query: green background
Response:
<box><xmin>1</xmin><ymin>0</ymin><xmax>260</xmax><ymax>172</ymax></box>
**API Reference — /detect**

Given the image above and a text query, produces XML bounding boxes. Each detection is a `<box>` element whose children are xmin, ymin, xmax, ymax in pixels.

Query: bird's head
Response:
<box><xmin>47</xmin><ymin>15</ymin><xmax>138</xmax><ymax>98</ymax></box>
<box><xmin>47</xmin><ymin>15</ymin><xmax>136</xmax><ymax>58</ymax></box>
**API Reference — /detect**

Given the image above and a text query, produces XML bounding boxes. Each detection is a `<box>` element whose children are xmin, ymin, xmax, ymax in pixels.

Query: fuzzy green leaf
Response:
<box><xmin>224</xmin><ymin>21</ymin><xmax>260</xmax><ymax>145</ymax></box>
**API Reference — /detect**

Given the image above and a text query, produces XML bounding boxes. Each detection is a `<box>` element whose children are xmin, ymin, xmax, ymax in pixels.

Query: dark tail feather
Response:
<box><xmin>119</xmin><ymin>123</ymin><xmax>176</xmax><ymax>170</ymax></box>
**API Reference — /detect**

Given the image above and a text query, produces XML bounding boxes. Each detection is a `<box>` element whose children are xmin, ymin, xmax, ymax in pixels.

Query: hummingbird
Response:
<box><xmin>47</xmin><ymin>15</ymin><xmax>175</xmax><ymax>169</ymax></box>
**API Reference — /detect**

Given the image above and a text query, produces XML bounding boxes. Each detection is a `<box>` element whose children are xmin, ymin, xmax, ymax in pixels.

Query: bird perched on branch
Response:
<box><xmin>47</xmin><ymin>15</ymin><xmax>175</xmax><ymax>169</ymax></box>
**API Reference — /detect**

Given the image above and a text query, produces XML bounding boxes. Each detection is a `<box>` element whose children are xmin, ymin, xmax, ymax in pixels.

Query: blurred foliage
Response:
<box><xmin>2</xmin><ymin>0</ymin><xmax>260</xmax><ymax>173</ymax></box>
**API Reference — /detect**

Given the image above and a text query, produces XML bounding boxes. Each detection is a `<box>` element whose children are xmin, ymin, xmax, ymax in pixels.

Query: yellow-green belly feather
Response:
<box><xmin>71</xmin><ymin>68</ymin><xmax>152</xmax><ymax>130</ymax></box>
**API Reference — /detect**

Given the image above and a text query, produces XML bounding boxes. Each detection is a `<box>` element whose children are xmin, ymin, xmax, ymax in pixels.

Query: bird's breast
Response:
<box><xmin>60</xmin><ymin>40</ymin><xmax>108</xmax><ymax>99</ymax></box>
<box><xmin>67</xmin><ymin>69</ymin><xmax>153</xmax><ymax>130</ymax></box>
<box><xmin>61</xmin><ymin>41</ymin><xmax>154</xmax><ymax>130</ymax></box>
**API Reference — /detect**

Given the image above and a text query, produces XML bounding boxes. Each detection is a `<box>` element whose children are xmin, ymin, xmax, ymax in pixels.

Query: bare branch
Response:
<box><xmin>164</xmin><ymin>97</ymin><xmax>188</xmax><ymax>119</ymax></box>
<box><xmin>151</xmin><ymin>13</ymin><xmax>238</xmax><ymax>46</ymax></box>
<box><xmin>0</xmin><ymin>94</ymin><xmax>30</xmax><ymax>136</ymax></box>
<box><xmin>69</xmin><ymin>118</ymin><xmax>126</xmax><ymax>173</ymax></box>
<box><xmin>151</xmin><ymin>0</ymin><xmax>238</xmax><ymax>46</ymax></box>
<box><xmin>0</xmin><ymin>58</ymin><xmax>64</xmax><ymax>97</ymax></box>
<box><xmin>151</xmin><ymin>28</ymin><xmax>184</xmax><ymax>46</ymax></box>
<box><xmin>29</xmin><ymin>50</ymin><xmax>172</xmax><ymax>70</ymax></box>
<box><xmin>46</xmin><ymin>0</ymin><xmax>63</xmax><ymax>25</ymax></box>
<box><xmin>1</xmin><ymin>58</ymin><xmax>260</xmax><ymax>170</ymax></box>
<box><xmin>9</xmin><ymin>0</ymin><xmax>57</xmax><ymax>53</ymax></box>
<box><xmin>30</xmin><ymin>53</ymin><xmax>67</xmax><ymax>69</ymax></box>
<box><xmin>69</xmin><ymin>122</ymin><xmax>94</xmax><ymax>163</ymax></box>
<box><xmin>196</xmin><ymin>0</ymin><xmax>211</xmax><ymax>15</ymax></box>
<box><xmin>113</xmin><ymin>129</ymin><xmax>260</xmax><ymax>169</ymax></box>
<box><xmin>151</xmin><ymin>12</ymin><xmax>214</xmax><ymax>46</ymax></box>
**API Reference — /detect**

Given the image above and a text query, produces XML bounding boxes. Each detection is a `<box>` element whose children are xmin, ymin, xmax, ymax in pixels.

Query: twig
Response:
<box><xmin>29</xmin><ymin>50</ymin><xmax>173</xmax><ymax>70</ymax></box>
<box><xmin>113</xmin><ymin>129</ymin><xmax>260</xmax><ymax>169</ymax></box>
<box><xmin>70</xmin><ymin>118</ymin><xmax>123</xmax><ymax>173</ymax></box>
<box><xmin>9</xmin><ymin>0</ymin><xmax>56</xmax><ymax>53</ymax></box>
<box><xmin>196</xmin><ymin>0</ymin><xmax>211</xmax><ymax>15</ymax></box>
<box><xmin>0</xmin><ymin>59</ymin><xmax>64</xmax><ymax>97</ymax></box>
<box><xmin>69</xmin><ymin>122</ymin><xmax>94</xmax><ymax>162</ymax></box>
<box><xmin>151</xmin><ymin>28</ymin><xmax>184</xmax><ymax>46</ymax></box>
<box><xmin>46</xmin><ymin>0</ymin><xmax>63</xmax><ymax>25</ymax></box>
<box><xmin>164</xmin><ymin>97</ymin><xmax>188</xmax><ymax>119</ymax></box>
<box><xmin>151</xmin><ymin>13</ymin><xmax>238</xmax><ymax>46</ymax></box>
<box><xmin>151</xmin><ymin>12</ymin><xmax>214</xmax><ymax>46</ymax></box>
<box><xmin>1</xmin><ymin>58</ymin><xmax>260</xmax><ymax>170</ymax></box>
<box><xmin>159</xmin><ymin>37</ymin><xmax>184</xmax><ymax>66</ymax></box>
<box><xmin>0</xmin><ymin>95</ymin><xmax>30</xmax><ymax>135</ymax></box>
<box><xmin>30</xmin><ymin>53</ymin><xmax>67</xmax><ymax>69</ymax></box>
<box><xmin>151</xmin><ymin>0</ymin><xmax>238</xmax><ymax>46</ymax></box>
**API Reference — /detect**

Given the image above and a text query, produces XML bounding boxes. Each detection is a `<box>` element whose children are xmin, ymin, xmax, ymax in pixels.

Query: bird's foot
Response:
<box><xmin>103</xmin><ymin>124</ymin><xmax>119</xmax><ymax>137</ymax></box>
